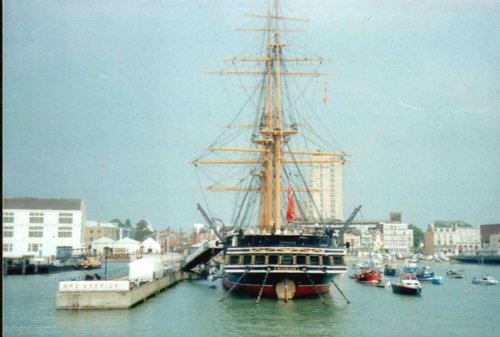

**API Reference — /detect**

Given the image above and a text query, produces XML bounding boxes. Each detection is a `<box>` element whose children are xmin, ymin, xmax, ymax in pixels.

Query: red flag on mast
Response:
<box><xmin>286</xmin><ymin>184</ymin><xmax>296</xmax><ymax>223</ymax></box>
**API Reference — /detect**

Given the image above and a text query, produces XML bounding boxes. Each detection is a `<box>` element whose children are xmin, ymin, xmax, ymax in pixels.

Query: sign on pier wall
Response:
<box><xmin>59</xmin><ymin>280</ymin><xmax>130</xmax><ymax>292</ymax></box>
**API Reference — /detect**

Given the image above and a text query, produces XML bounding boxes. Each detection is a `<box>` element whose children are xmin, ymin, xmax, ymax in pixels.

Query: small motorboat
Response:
<box><xmin>376</xmin><ymin>278</ymin><xmax>391</xmax><ymax>288</ymax></box>
<box><xmin>391</xmin><ymin>273</ymin><xmax>422</xmax><ymax>295</ymax></box>
<box><xmin>431</xmin><ymin>276</ymin><xmax>443</xmax><ymax>285</ymax></box>
<box><xmin>472</xmin><ymin>274</ymin><xmax>499</xmax><ymax>285</ymax></box>
<box><xmin>416</xmin><ymin>266</ymin><xmax>435</xmax><ymax>281</ymax></box>
<box><xmin>446</xmin><ymin>269</ymin><xmax>465</xmax><ymax>278</ymax></box>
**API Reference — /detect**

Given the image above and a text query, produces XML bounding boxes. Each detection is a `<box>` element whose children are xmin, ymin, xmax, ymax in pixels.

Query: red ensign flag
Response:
<box><xmin>286</xmin><ymin>184</ymin><xmax>296</xmax><ymax>223</ymax></box>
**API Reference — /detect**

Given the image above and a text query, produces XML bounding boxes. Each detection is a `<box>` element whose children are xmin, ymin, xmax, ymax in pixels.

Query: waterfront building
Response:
<box><xmin>90</xmin><ymin>237</ymin><xmax>141</xmax><ymax>256</ymax></box>
<box><xmin>142</xmin><ymin>238</ymin><xmax>162</xmax><ymax>254</ymax></box>
<box><xmin>3</xmin><ymin>197</ymin><xmax>85</xmax><ymax>259</ymax></box>
<box><xmin>90</xmin><ymin>237</ymin><xmax>115</xmax><ymax>255</ymax></box>
<box><xmin>376</xmin><ymin>222</ymin><xmax>413</xmax><ymax>254</ymax></box>
<box><xmin>480</xmin><ymin>223</ymin><xmax>500</xmax><ymax>248</ymax></box>
<box><xmin>423</xmin><ymin>221</ymin><xmax>481</xmax><ymax>255</ymax></box>
<box><xmin>490</xmin><ymin>233</ymin><xmax>500</xmax><ymax>250</ymax></box>
<box><xmin>371</xmin><ymin>229</ymin><xmax>384</xmax><ymax>252</ymax></box>
<box><xmin>84</xmin><ymin>221</ymin><xmax>120</xmax><ymax>249</ymax></box>
<box><xmin>343</xmin><ymin>231</ymin><xmax>361</xmax><ymax>252</ymax></box>
<box><xmin>307</xmin><ymin>156</ymin><xmax>344</xmax><ymax>221</ymax></box>
<box><xmin>114</xmin><ymin>237</ymin><xmax>141</xmax><ymax>255</ymax></box>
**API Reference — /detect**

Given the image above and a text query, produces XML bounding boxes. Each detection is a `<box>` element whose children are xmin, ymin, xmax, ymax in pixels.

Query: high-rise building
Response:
<box><xmin>308</xmin><ymin>156</ymin><xmax>344</xmax><ymax>221</ymax></box>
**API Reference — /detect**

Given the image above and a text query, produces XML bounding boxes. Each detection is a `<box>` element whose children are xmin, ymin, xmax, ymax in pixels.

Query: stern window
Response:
<box><xmin>268</xmin><ymin>255</ymin><xmax>279</xmax><ymax>264</ymax></box>
<box><xmin>254</xmin><ymin>255</ymin><xmax>265</xmax><ymax>265</ymax></box>
<box><xmin>322</xmin><ymin>256</ymin><xmax>332</xmax><ymax>265</ymax></box>
<box><xmin>243</xmin><ymin>255</ymin><xmax>252</xmax><ymax>265</ymax></box>
<box><xmin>281</xmin><ymin>255</ymin><xmax>293</xmax><ymax>265</ymax></box>
<box><xmin>309</xmin><ymin>256</ymin><xmax>319</xmax><ymax>265</ymax></box>
<box><xmin>296</xmin><ymin>255</ymin><xmax>306</xmax><ymax>265</ymax></box>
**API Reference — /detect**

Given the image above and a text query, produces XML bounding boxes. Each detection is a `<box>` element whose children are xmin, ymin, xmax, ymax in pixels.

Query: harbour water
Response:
<box><xmin>3</xmin><ymin>261</ymin><xmax>499</xmax><ymax>337</ymax></box>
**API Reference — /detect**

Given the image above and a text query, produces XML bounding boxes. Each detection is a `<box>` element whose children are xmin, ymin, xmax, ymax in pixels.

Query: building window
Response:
<box><xmin>28</xmin><ymin>226</ymin><xmax>44</xmax><ymax>238</ymax></box>
<box><xmin>29</xmin><ymin>213</ymin><xmax>44</xmax><ymax>224</ymax></box>
<box><xmin>3</xmin><ymin>226</ymin><xmax>14</xmax><ymax>238</ymax></box>
<box><xmin>3</xmin><ymin>243</ymin><xmax>13</xmax><ymax>252</ymax></box>
<box><xmin>3</xmin><ymin>212</ymin><xmax>14</xmax><ymax>223</ymax></box>
<box><xmin>59</xmin><ymin>213</ymin><xmax>73</xmax><ymax>224</ymax></box>
<box><xmin>28</xmin><ymin>243</ymin><xmax>43</xmax><ymax>252</ymax></box>
<box><xmin>58</xmin><ymin>227</ymin><xmax>72</xmax><ymax>238</ymax></box>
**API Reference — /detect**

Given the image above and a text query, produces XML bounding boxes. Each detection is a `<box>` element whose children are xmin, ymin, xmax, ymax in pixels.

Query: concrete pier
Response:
<box><xmin>56</xmin><ymin>271</ymin><xmax>194</xmax><ymax>309</ymax></box>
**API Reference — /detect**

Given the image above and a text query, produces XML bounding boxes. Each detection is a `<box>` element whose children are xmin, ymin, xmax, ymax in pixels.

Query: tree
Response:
<box><xmin>125</xmin><ymin>219</ymin><xmax>132</xmax><ymax>228</ymax></box>
<box><xmin>109</xmin><ymin>218</ymin><xmax>124</xmax><ymax>227</ymax></box>
<box><xmin>133</xmin><ymin>220</ymin><xmax>153</xmax><ymax>241</ymax></box>
<box><xmin>455</xmin><ymin>221</ymin><xmax>472</xmax><ymax>228</ymax></box>
<box><xmin>408</xmin><ymin>224</ymin><xmax>424</xmax><ymax>248</ymax></box>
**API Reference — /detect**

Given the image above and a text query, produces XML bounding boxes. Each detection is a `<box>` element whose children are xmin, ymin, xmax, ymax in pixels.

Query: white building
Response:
<box><xmin>423</xmin><ymin>222</ymin><xmax>481</xmax><ymax>255</ymax></box>
<box><xmin>377</xmin><ymin>222</ymin><xmax>413</xmax><ymax>254</ymax></box>
<box><xmin>142</xmin><ymin>238</ymin><xmax>162</xmax><ymax>254</ymax></box>
<box><xmin>308</xmin><ymin>156</ymin><xmax>344</xmax><ymax>221</ymax></box>
<box><xmin>90</xmin><ymin>237</ymin><xmax>115</xmax><ymax>255</ymax></box>
<box><xmin>3</xmin><ymin>198</ymin><xmax>86</xmax><ymax>259</ymax></box>
<box><xmin>114</xmin><ymin>237</ymin><xmax>141</xmax><ymax>255</ymax></box>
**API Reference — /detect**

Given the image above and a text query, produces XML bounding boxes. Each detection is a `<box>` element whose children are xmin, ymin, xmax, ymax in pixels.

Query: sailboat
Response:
<box><xmin>191</xmin><ymin>0</ymin><xmax>359</xmax><ymax>301</ymax></box>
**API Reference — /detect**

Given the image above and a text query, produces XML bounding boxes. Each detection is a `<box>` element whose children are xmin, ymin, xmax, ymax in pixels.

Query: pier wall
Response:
<box><xmin>56</xmin><ymin>271</ymin><xmax>193</xmax><ymax>309</ymax></box>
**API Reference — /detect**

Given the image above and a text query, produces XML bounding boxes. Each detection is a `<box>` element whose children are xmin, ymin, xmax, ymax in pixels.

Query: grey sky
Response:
<box><xmin>3</xmin><ymin>0</ymin><xmax>500</xmax><ymax>229</ymax></box>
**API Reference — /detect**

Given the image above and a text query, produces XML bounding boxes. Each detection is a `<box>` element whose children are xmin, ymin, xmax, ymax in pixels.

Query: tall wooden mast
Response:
<box><xmin>192</xmin><ymin>0</ymin><xmax>348</xmax><ymax>230</ymax></box>
<box><xmin>258</xmin><ymin>0</ymin><xmax>290</xmax><ymax>232</ymax></box>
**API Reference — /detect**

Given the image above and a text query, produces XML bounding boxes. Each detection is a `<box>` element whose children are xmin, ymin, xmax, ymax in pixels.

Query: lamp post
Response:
<box><xmin>104</xmin><ymin>247</ymin><xmax>110</xmax><ymax>280</ymax></box>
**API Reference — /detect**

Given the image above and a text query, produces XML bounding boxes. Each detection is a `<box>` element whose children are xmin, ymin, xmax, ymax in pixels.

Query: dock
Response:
<box><xmin>56</xmin><ymin>270</ymin><xmax>195</xmax><ymax>309</ymax></box>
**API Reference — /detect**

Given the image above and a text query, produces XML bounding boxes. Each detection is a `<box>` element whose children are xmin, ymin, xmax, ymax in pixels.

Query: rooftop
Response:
<box><xmin>3</xmin><ymin>197</ymin><xmax>83</xmax><ymax>211</ymax></box>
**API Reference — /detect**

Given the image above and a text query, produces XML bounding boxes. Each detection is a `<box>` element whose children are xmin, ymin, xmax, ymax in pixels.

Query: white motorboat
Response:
<box><xmin>472</xmin><ymin>274</ymin><xmax>499</xmax><ymax>285</ymax></box>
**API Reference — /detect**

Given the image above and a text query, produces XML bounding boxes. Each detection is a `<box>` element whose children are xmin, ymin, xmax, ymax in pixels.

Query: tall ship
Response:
<box><xmin>190</xmin><ymin>0</ymin><xmax>359</xmax><ymax>301</ymax></box>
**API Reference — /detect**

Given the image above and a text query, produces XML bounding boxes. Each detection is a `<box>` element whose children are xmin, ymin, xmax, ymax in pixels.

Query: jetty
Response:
<box><xmin>56</xmin><ymin>241</ymin><xmax>223</xmax><ymax>310</ymax></box>
<box><xmin>56</xmin><ymin>270</ymin><xmax>194</xmax><ymax>309</ymax></box>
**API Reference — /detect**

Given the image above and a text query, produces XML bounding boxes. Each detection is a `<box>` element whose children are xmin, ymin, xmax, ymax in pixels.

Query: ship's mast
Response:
<box><xmin>192</xmin><ymin>0</ymin><xmax>348</xmax><ymax>230</ymax></box>
<box><xmin>259</xmin><ymin>0</ymin><xmax>295</xmax><ymax>232</ymax></box>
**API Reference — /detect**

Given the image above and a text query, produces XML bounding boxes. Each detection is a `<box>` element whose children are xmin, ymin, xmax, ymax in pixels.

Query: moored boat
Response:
<box><xmin>391</xmin><ymin>273</ymin><xmax>422</xmax><ymax>295</ymax></box>
<box><xmin>446</xmin><ymin>269</ymin><xmax>465</xmax><ymax>278</ymax></box>
<box><xmin>472</xmin><ymin>274</ymin><xmax>499</xmax><ymax>285</ymax></box>
<box><xmin>402</xmin><ymin>259</ymin><xmax>418</xmax><ymax>274</ymax></box>
<box><xmin>376</xmin><ymin>278</ymin><xmax>391</xmax><ymax>288</ymax></box>
<box><xmin>431</xmin><ymin>276</ymin><xmax>443</xmax><ymax>285</ymax></box>
<box><xmin>352</xmin><ymin>269</ymin><xmax>380</xmax><ymax>284</ymax></box>
<box><xmin>384</xmin><ymin>264</ymin><xmax>400</xmax><ymax>277</ymax></box>
<box><xmin>416</xmin><ymin>266</ymin><xmax>435</xmax><ymax>281</ymax></box>
<box><xmin>191</xmin><ymin>0</ymin><xmax>361</xmax><ymax>301</ymax></box>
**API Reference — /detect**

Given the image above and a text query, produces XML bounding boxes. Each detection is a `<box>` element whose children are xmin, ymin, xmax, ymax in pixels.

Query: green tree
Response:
<box><xmin>109</xmin><ymin>218</ymin><xmax>124</xmax><ymax>227</ymax></box>
<box><xmin>125</xmin><ymin>219</ymin><xmax>132</xmax><ymax>228</ymax></box>
<box><xmin>455</xmin><ymin>221</ymin><xmax>472</xmax><ymax>227</ymax></box>
<box><xmin>133</xmin><ymin>220</ymin><xmax>153</xmax><ymax>241</ymax></box>
<box><xmin>408</xmin><ymin>224</ymin><xmax>424</xmax><ymax>248</ymax></box>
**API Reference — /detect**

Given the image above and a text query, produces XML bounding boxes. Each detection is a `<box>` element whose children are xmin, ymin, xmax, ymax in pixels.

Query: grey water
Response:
<box><xmin>3</xmin><ymin>261</ymin><xmax>499</xmax><ymax>337</ymax></box>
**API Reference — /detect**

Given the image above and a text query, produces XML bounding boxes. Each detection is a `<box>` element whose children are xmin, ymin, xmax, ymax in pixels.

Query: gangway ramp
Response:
<box><xmin>181</xmin><ymin>240</ymin><xmax>224</xmax><ymax>272</ymax></box>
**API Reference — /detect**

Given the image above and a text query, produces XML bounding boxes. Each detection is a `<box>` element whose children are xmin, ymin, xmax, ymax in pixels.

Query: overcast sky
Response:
<box><xmin>3</xmin><ymin>0</ymin><xmax>500</xmax><ymax>230</ymax></box>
